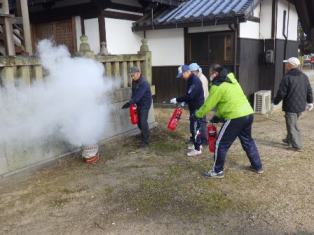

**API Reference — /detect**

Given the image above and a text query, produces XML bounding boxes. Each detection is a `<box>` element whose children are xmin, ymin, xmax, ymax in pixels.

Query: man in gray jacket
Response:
<box><xmin>274</xmin><ymin>57</ymin><xmax>313</xmax><ymax>151</ymax></box>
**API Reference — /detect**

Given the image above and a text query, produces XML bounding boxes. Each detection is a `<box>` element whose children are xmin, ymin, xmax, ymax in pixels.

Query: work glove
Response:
<box><xmin>170</xmin><ymin>98</ymin><xmax>177</xmax><ymax>104</ymax></box>
<box><xmin>306</xmin><ymin>103</ymin><xmax>314</xmax><ymax>111</ymax></box>
<box><xmin>121</xmin><ymin>102</ymin><xmax>130</xmax><ymax>109</ymax></box>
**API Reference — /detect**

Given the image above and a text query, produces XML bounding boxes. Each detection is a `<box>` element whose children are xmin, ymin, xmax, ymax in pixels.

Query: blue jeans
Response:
<box><xmin>213</xmin><ymin>115</ymin><xmax>262</xmax><ymax>173</ymax></box>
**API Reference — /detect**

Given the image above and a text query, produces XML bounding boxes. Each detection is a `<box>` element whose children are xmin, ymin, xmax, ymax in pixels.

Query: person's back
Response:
<box><xmin>199</xmin><ymin>72</ymin><xmax>209</xmax><ymax>100</ymax></box>
<box><xmin>273</xmin><ymin>57</ymin><xmax>313</xmax><ymax>151</ymax></box>
<box><xmin>198</xmin><ymin>70</ymin><xmax>253</xmax><ymax>120</ymax></box>
<box><xmin>274</xmin><ymin>68</ymin><xmax>312</xmax><ymax>113</ymax></box>
<box><xmin>179</xmin><ymin>74</ymin><xmax>204</xmax><ymax>112</ymax></box>
<box><xmin>196</xmin><ymin>65</ymin><xmax>262</xmax><ymax>179</ymax></box>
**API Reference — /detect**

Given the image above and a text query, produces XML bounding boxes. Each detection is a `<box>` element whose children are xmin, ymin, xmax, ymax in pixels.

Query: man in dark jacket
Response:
<box><xmin>122</xmin><ymin>67</ymin><xmax>152</xmax><ymax>148</ymax></box>
<box><xmin>170</xmin><ymin>65</ymin><xmax>204</xmax><ymax>157</ymax></box>
<box><xmin>274</xmin><ymin>57</ymin><xmax>313</xmax><ymax>151</ymax></box>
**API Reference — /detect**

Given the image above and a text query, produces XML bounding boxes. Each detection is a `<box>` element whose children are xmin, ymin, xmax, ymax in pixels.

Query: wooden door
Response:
<box><xmin>32</xmin><ymin>18</ymin><xmax>77</xmax><ymax>54</ymax></box>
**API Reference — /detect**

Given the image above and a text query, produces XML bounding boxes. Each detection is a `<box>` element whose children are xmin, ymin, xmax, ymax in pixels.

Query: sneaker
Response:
<box><xmin>291</xmin><ymin>147</ymin><xmax>303</xmax><ymax>152</ymax></box>
<box><xmin>249</xmin><ymin>166</ymin><xmax>264</xmax><ymax>174</ymax></box>
<box><xmin>282</xmin><ymin>139</ymin><xmax>291</xmax><ymax>146</ymax></box>
<box><xmin>203</xmin><ymin>170</ymin><xmax>224</xmax><ymax>178</ymax></box>
<box><xmin>187</xmin><ymin>149</ymin><xmax>202</xmax><ymax>157</ymax></box>
<box><xmin>140</xmin><ymin>143</ymin><xmax>149</xmax><ymax>149</ymax></box>
<box><xmin>188</xmin><ymin>145</ymin><xmax>203</xmax><ymax>150</ymax></box>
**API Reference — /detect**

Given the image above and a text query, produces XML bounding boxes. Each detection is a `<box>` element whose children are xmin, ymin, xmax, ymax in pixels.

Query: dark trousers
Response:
<box><xmin>213</xmin><ymin>115</ymin><xmax>262</xmax><ymax>173</ymax></box>
<box><xmin>189</xmin><ymin>111</ymin><xmax>202</xmax><ymax>151</ymax></box>
<box><xmin>200</xmin><ymin>116</ymin><xmax>208</xmax><ymax>145</ymax></box>
<box><xmin>137</xmin><ymin>108</ymin><xmax>150</xmax><ymax>145</ymax></box>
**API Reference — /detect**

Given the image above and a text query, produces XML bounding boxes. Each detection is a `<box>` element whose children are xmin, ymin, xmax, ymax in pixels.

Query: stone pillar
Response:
<box><xmin>19</xmin><ymin>0</ymin><xmax>33</xmax><ymax>55</ymax></box>
<box><xmin>78</xmin><ymin>35</ymin><xmax>95</xmax><ymax>59</ymax></box>
<box><xmin>99</xmin><ymin>41</ymin><xmax>109</xmax><ymax>55</ymax></box>
<box><xmin>18</xmin><ymin>66</ymin><xmax>31</xmax><ymax>85</ymax></box>
<box><xmin>1</xmin><ymin>66</ymin><xmax>15</xmax><ymax>85</ymax></box>
<box><xmin>33</xmin><ymin>65</ymin><xmax>43</xmax><ymax>81</ymax></box>
<box><xmin>138</xmin><ymin>39</ymin><xmax>152</xmax><ymax>85</ymax></box>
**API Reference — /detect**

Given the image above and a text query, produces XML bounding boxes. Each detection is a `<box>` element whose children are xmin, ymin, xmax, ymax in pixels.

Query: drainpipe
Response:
<box><xmin>282</xmin><ymin>3</ymin><xmax>290</xmax><ymax>74</ymax></box>
<box><xmin>271</xmin><ymin>0</ymin><xmax>278</xmax><ymax>53</ymax></box>
<box><xmin>233</xmin><ymin>19</ymin><xmax>239</xmax><ymax>75</ymax></box>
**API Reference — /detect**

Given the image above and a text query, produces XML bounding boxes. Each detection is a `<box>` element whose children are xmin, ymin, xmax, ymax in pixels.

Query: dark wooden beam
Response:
<box><xmin>29</xmin><ymin>3</ymin><xmax>98</xmax><ymax>23</ymax></box>
<box><xmin>98</xmin><ymin>9</ymin><xmax>106</xmax><ymax>43</ymax></box>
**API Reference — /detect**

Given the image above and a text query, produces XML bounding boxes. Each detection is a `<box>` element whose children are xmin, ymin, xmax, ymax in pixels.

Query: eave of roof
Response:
<box><xmin>133</xmin><ymin>0</ymin><xmax>261</xmax><ymax>31</ymax></box>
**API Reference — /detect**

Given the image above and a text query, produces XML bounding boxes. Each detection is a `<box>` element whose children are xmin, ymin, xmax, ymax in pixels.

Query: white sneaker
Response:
<box><xmin>188</xmin><ymin>145</ymin><xmax>203</xmax><ymax>150</ymax></box>
<box><xmin>187</xmin><ymin>149</ymin><xmax>202</xmax><ymax>157</ymax></box>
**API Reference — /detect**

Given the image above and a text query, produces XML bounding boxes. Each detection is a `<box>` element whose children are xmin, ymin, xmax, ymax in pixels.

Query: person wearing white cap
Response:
<box><xmin>273</xmin><ymin>57</ymin><xmax>313</xmax><ymax>151</ymax></box>
<box><xmin>189</xmin><ymin>63</ymin><xmax>209</xmax><ymax>147</ymax></box>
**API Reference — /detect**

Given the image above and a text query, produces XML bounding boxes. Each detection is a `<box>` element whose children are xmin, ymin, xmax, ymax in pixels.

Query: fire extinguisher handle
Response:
<box><xmin>179</xmin><ymin>102</ymin><xmax>185</xmax><ymax>107</ymax></box>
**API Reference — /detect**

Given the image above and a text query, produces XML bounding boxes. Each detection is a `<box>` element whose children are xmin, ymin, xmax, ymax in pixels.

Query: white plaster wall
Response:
<box><xmin>239</xmin><ymin>21</ymin><xmax>260</xmax><ymax>39</ymax></box>
<box><xmin>146</xmin><ymin>28</ymin><xmax>184</xmax><ymax>66</ymax></box>
<box><xmin>276</xmin><ymin>0</ymin><xmax>298</xmax><ymax>41</ymax></box>
<box><xmin>188</xmin><ymin>25</ymin><xmax>230</xmax><ymax>33</ymax></box>
<box><xmin>84</xmin><ymin>18</ymin><xmax>100</xmax><ymax>53</ymax></box>
<box><xmin>253</xmin><ymin>3</ymin><xmax>260</xmax><ymax>17</ymax></box>
<box><xmin>105</xmin><ymin>18</ymin><xmax>143</xmax><ymax>54</ymax></box>
<box><xmin>259</xmin><ymin>0</ymin><xmax>273</xmax><ymax>39</ymax></box>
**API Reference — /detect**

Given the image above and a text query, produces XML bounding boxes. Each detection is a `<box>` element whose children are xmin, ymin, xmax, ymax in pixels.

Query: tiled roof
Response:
<box><xmin>133</xmin><ymin>0</ymin><xmax>259</xmax><ymax>31</ymax></box>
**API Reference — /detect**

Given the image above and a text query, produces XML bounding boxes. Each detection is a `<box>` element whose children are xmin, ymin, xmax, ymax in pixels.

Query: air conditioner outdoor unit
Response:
<box><xmin>254</xmin><ymin>90</ymin><xmax>271</xmax><ymax>114</ymax></box>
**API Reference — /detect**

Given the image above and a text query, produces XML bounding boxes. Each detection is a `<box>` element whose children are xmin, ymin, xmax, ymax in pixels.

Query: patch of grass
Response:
<box><xmin>50</xmin><ymin>197</ymin><xmax>72</xmax><ymax>209</ymax></box>
<box><xmin>60</xmin><ymin>185</ymin><xmax>89</xmax><ymax>194</ymax></box>
<box><xmin>120</xmin><ymin>175</ymin><xmax>233</xmax><ymax>221</ymax></box>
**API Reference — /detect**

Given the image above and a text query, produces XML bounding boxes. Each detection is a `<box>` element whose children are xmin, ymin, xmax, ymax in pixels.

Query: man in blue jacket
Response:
<box><xmin>122</xmin><ymin>67</ymin><xmax>152</xmax><ymax>148</ymax></box>
<box><xmin>170</xmin><ymin>65</ymin><xmax>204</xmax><ymax>157</ymax></box>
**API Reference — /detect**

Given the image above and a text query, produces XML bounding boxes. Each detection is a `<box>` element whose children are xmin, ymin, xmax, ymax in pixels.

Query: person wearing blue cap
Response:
<box><xmin>189</xmin><ymin>63</ymin><xmax>209</xmax><ymax>146</ymax></box>
<box><xmin>170</xmin><ymin>65</ymin><xmax>204</xmax><ymax>157</ymax></box>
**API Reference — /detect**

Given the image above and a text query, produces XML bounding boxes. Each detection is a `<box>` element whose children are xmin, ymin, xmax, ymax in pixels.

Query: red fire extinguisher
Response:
<box><xmin>208</xmin><ymin>124</ymin><xmax>217</xmax><ymax>153</ymax></box>
<box><xmin>129</xmin><ymin>104</ymin><xmax>138</xmax><ymax>125</ymax></box>
<box><xmin>167</xmin><ymin>105</ymin><xmax>183</xmax><ymax>131</ymax></box>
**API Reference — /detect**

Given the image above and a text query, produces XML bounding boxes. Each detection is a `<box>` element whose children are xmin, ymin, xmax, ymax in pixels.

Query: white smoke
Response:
<box><xmin>0</xmin><ymin>40</ymin><xmax>118</xmax><ymax>147</ymax></box>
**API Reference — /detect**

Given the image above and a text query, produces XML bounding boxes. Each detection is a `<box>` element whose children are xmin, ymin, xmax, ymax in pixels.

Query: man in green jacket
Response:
<box><xmin>195</xmin><ymin>64</ymin><xmax>263</xmax><ymax>179</ymax></box>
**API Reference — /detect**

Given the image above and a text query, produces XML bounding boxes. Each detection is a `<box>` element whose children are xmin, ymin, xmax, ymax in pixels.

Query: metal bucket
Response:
<box><xmin>82</xmin><ymin>144</ymin><xmax>100</xmax><ymax>164</ymax></box>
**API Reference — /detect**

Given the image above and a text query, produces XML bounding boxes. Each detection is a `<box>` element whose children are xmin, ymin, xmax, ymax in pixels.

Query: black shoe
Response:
<box><xmin>140</xmin><ymin>143</ymin><xmax>149</xmax><ymax>149</ymax></box>
<box><xmin>282</xmin><ymin>139</ymin><xmax>290</xmax><ymax>146</ymax></box>
<box><xmin>291</xmin><ymin>147</ymin><xmax>303</xmax><ymax>152</ymax></box>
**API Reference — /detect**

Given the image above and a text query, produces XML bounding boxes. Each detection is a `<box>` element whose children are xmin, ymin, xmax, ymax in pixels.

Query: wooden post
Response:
<box><xmin>80</xmin><ymin>16</ymin><xmax>85</xmax><ymax>35</ymax></box>
<box><xmin>19</xmin><ymin>0</ymin><xmax>33</xmax><ymax>55</ymax></box>
<box><xmin>98</xmin><ymin>10</ymin><xmax>107</xmax><ymax>45</ymax></box>
<box><xmin>2</xmin><ymin>0</ymin><xmax>15</xmax><ymax>56</ymax></box>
